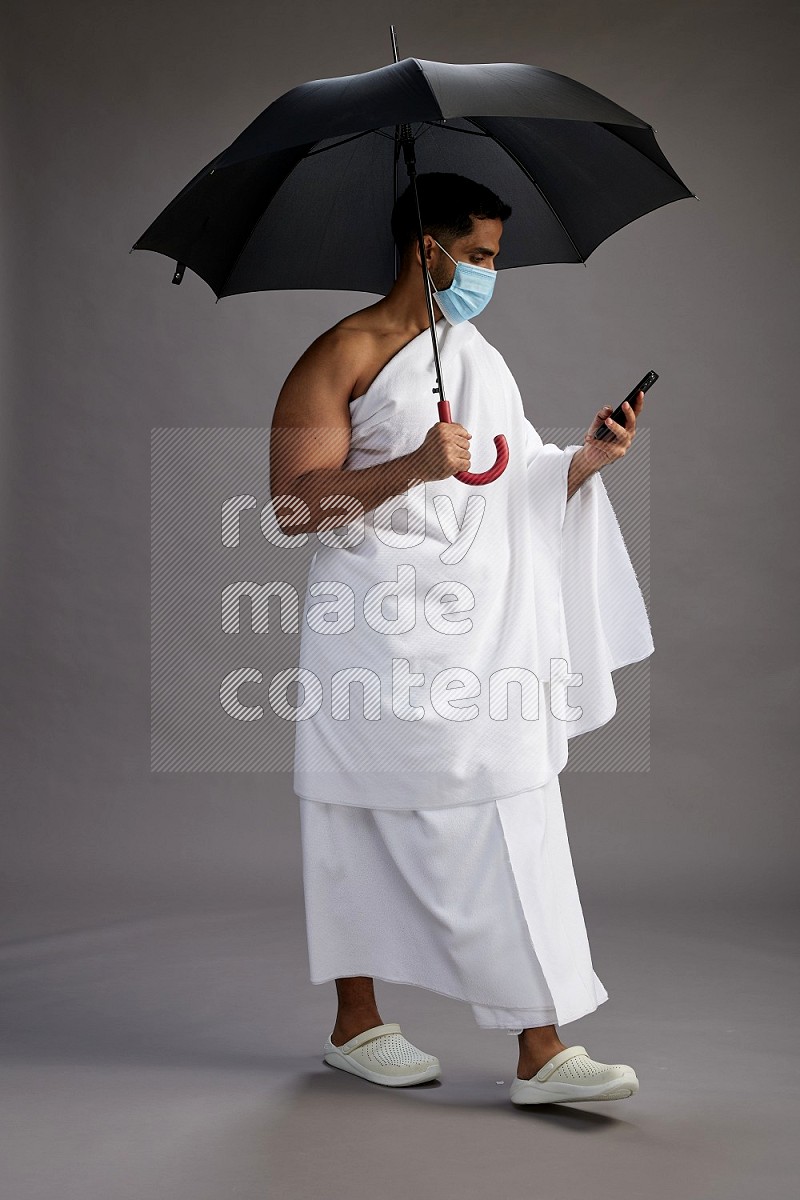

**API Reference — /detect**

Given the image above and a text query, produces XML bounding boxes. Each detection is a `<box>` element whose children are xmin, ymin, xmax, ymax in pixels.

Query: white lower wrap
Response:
<box><xmin>299</xmin><ymin>771</ymin><xmax>608</xmax><ymax>1029</ymax></box>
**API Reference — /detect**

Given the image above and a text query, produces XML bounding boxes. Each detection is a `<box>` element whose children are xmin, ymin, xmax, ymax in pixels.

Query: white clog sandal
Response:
<box><xmin>322</xmin><ymin>1022</ymin><xmax>441</xmax><ymax>1087</ymax></box>
<box><xmin>509</xmin><ymin>1044</ymin><xmax>639</xmax><ymax>1105</ymax></box>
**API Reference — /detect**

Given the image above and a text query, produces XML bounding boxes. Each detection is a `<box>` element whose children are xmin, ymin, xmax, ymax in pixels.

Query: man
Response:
<box><xmin>269</xmin><ymin>173</ymin><xmax>651</xmax><ymax>1106</ymax></box>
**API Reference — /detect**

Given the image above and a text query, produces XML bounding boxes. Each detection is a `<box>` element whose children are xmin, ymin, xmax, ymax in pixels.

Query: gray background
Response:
<box><xmin>2</xmin><ymin>1</ymin><xmax>798</xmax><ymax>1197</ymax></box>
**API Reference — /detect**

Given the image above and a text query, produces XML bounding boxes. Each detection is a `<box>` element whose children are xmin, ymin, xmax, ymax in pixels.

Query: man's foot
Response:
<box><xmin>516</xmin><ymin>1034</ymin><xmax>570</xmax><ymax>1079</ymax></box>
<box><xmin>323</xmin><ymin>1023</ymin><xmax>442</xmax><ymax>1087</ymax></box>
<box><xmin>510</xmin><ymin>1045</ymin><xmax>639</xmax><ymax>1105</ymax></box>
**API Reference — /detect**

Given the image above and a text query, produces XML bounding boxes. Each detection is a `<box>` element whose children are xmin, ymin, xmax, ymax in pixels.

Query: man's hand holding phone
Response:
<box><xmin>580</xmin><ymin>369</ymin><xmax>658</xmax><ymax>472</ymax></box>
<box><xmin>581</xmin><ymin>389</ymin><xmax>643</xmax><ymax>467</ymax></box>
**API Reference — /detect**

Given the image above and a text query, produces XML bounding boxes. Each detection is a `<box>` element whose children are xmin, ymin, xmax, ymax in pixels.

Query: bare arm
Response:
<box><xmin>566</xmin><ymin>447</ymin><xmax>596</xmax><ymax>500</ymax></box>
<box><xmin>269</xmin><ymin>329</ymin><xmax>472</xmax><ymax>537</ymax></box>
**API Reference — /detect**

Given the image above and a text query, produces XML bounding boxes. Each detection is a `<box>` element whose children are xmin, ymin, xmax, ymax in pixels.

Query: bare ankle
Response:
<box><xmin>329</xmin><ymin>977</ymin><xmax>384</xmax><ymax>1045</ymax></box>
<box><xmin>516</xmin><ymin>1026</ymin><xmax>568</xmax><ymax>1077</ymax></box>
<box><xmin>331</xmin><ymin>1021</ymin><xmax>383</xmax><ymax>1045</ymax></box>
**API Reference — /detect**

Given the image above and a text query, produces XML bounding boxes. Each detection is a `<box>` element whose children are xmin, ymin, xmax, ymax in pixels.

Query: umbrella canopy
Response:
<box><xmin>132</xmin><ymin>47</ymin><xmax>695</xmax><ymax>485</ymax></box>
<box><xmin>131</xmin><ymin>56</ymin><xmax>695</xmax><ymax>300</ymax></box>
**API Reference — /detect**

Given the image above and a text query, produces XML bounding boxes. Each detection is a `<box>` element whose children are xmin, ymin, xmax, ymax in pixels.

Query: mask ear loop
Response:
<box><xmin>430</xmin><ymin>238</ymin><xmax>458</xmax><ymax>294</ymax></box>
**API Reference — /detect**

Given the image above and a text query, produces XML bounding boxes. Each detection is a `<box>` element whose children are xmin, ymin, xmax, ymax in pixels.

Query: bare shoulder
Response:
<box><xmin>269</xmin><ymin>309</ymin><xmax>383</xmax><ymax>498</ymax></box>
<box><xmin>276</xmin><ymin>308</ymin><xmax>384</xmax><ymax>418</ymax></box>
<box><xmin>307</xmin><ymin>310</ymin><xmax>380</xmax><ymax>367</ymax></box>
<box><xmin>322</xmin><ymin>305</ymin><xmax>391</xmax><ymax>397</ymax></box>
<box><xmin>330</xmin><ymin>305</ymin><xmax>425</xmax><ymax>400</ymax></box>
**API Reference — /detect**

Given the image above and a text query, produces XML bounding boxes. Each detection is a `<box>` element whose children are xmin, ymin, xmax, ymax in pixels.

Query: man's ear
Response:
<box><xmin>414</xmin><ymin>234</ymin><xmax>435</xmax><ymax>267</ymax></box>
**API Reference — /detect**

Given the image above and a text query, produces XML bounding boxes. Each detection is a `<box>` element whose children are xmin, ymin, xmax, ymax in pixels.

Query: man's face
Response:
<box><xmin>425</xmin><ymin>216</ymin><xmax>503</xmax><ymax>291</ymax></box>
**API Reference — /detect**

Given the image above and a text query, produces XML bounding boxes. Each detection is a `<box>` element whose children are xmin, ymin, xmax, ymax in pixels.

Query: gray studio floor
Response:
<box><xmin>0</xmin><ymin>883</ymin><xmax>796</xmax><ymax>1200</ymax></box>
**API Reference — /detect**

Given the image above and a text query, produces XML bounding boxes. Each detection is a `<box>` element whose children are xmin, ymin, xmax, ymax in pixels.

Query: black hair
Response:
<box><xmin>390</xmin><ymin>172</ymin><xmax>512</xmax><ymax>262</ymax></box>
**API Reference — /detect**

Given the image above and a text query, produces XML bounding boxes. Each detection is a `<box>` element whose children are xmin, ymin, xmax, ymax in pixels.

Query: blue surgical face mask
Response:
<box><xmin>430</xmin><ymin>238</ymin><xmax>497</xmax><ymax>325</ymax></box>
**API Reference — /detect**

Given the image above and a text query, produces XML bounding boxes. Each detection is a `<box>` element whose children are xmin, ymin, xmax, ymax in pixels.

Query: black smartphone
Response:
<box><xmin>594</xmin><ymin>370</ymin><xmax>659</xmax><ymax>441</ymax></box>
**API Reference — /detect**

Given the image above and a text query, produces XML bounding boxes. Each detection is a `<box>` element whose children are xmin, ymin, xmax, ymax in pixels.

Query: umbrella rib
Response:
<box><xmin>462</xmin><ymin>118</ymin><xmax>587</xmax><ymax>265</ymax></box>
<box><xmin>590</xmin><ymin>121</ymin><xmax>689</xmax><ymax>191</ymax></box>
<box><xmin>304</xmin><ymin>122</ymin><xmax>428</xmax><ymax>157</ymax></box>
<box><xmin>214</xmin><ymin>157</ymin><xmax>312</xmax><ymax>299</ymax></box>
<box><xmin>215</xmin><ymin>131</ymin><xmax>383</xmax><ymax>297</ymax></box>
<box><xmin>305</xmin><ymin>128</ymin><xmax>385</xmax><ymax>156</ymax></box>
<box><xmin>216</xmin><ymin>124</ymin><xmax>431</xmax><ymax>297</ymax></box>
<box><xmin>421</xmin><ymin>121</ymin><xmax>490</xmax><ymax>137</ymax></box>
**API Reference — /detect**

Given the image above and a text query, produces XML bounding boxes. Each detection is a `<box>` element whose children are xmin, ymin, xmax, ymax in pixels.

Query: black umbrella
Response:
<box><xmin>132</xmin><ymin>26</ymin><xmax>695</xmax><ymax>484</ymax></box>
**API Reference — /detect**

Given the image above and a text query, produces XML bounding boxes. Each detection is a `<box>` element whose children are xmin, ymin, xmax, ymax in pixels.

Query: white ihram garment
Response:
<box><xmin>291</xmin><ymin>317</ymin><xmax>653</xmax><ymax>809</ymax></box>
<box><xmin>299</xmin><ymin>766</ymin><xmax>608</xmax><ymax>1030</ymax></box>
<box><xmin>290</xmin><ymin>316</ymin><xmax>652</xmax><ymax>1027</ymax></box>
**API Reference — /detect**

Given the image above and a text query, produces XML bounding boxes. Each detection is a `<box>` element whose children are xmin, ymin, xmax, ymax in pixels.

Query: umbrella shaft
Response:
<box><xmin>399</xmin><ymin>134</ymin><xmax>447</xmax><ymax>406</ymax></box>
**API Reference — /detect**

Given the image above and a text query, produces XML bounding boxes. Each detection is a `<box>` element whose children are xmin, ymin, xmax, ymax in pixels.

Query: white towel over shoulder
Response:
<box><xmin>292</xmin><ymin>317</ymin><xmax>653</xmax><ymax>810</ymax></box>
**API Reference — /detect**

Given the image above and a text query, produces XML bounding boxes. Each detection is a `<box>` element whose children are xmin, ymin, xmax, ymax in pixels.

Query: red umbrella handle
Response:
<box><xmin>437</xmin><ymin>399</ymin><xmax>509</xmax><ymax>485</ymax></box>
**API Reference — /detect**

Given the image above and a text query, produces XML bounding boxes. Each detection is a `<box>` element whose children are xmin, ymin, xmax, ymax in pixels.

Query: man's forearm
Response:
<box><xmin>276</xmin><ymin>453</ymin><xmax>426</xmax><ymax>536</ymax></box>
<box><xmin>566</xmin><ymin>446</ymin><xmax>598</xmax><ymax>501</ymax></box>
<box><xmin>277</xmin><ymin>441</ymin><xmax>597</xmax><ymax>534</ymax></box>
